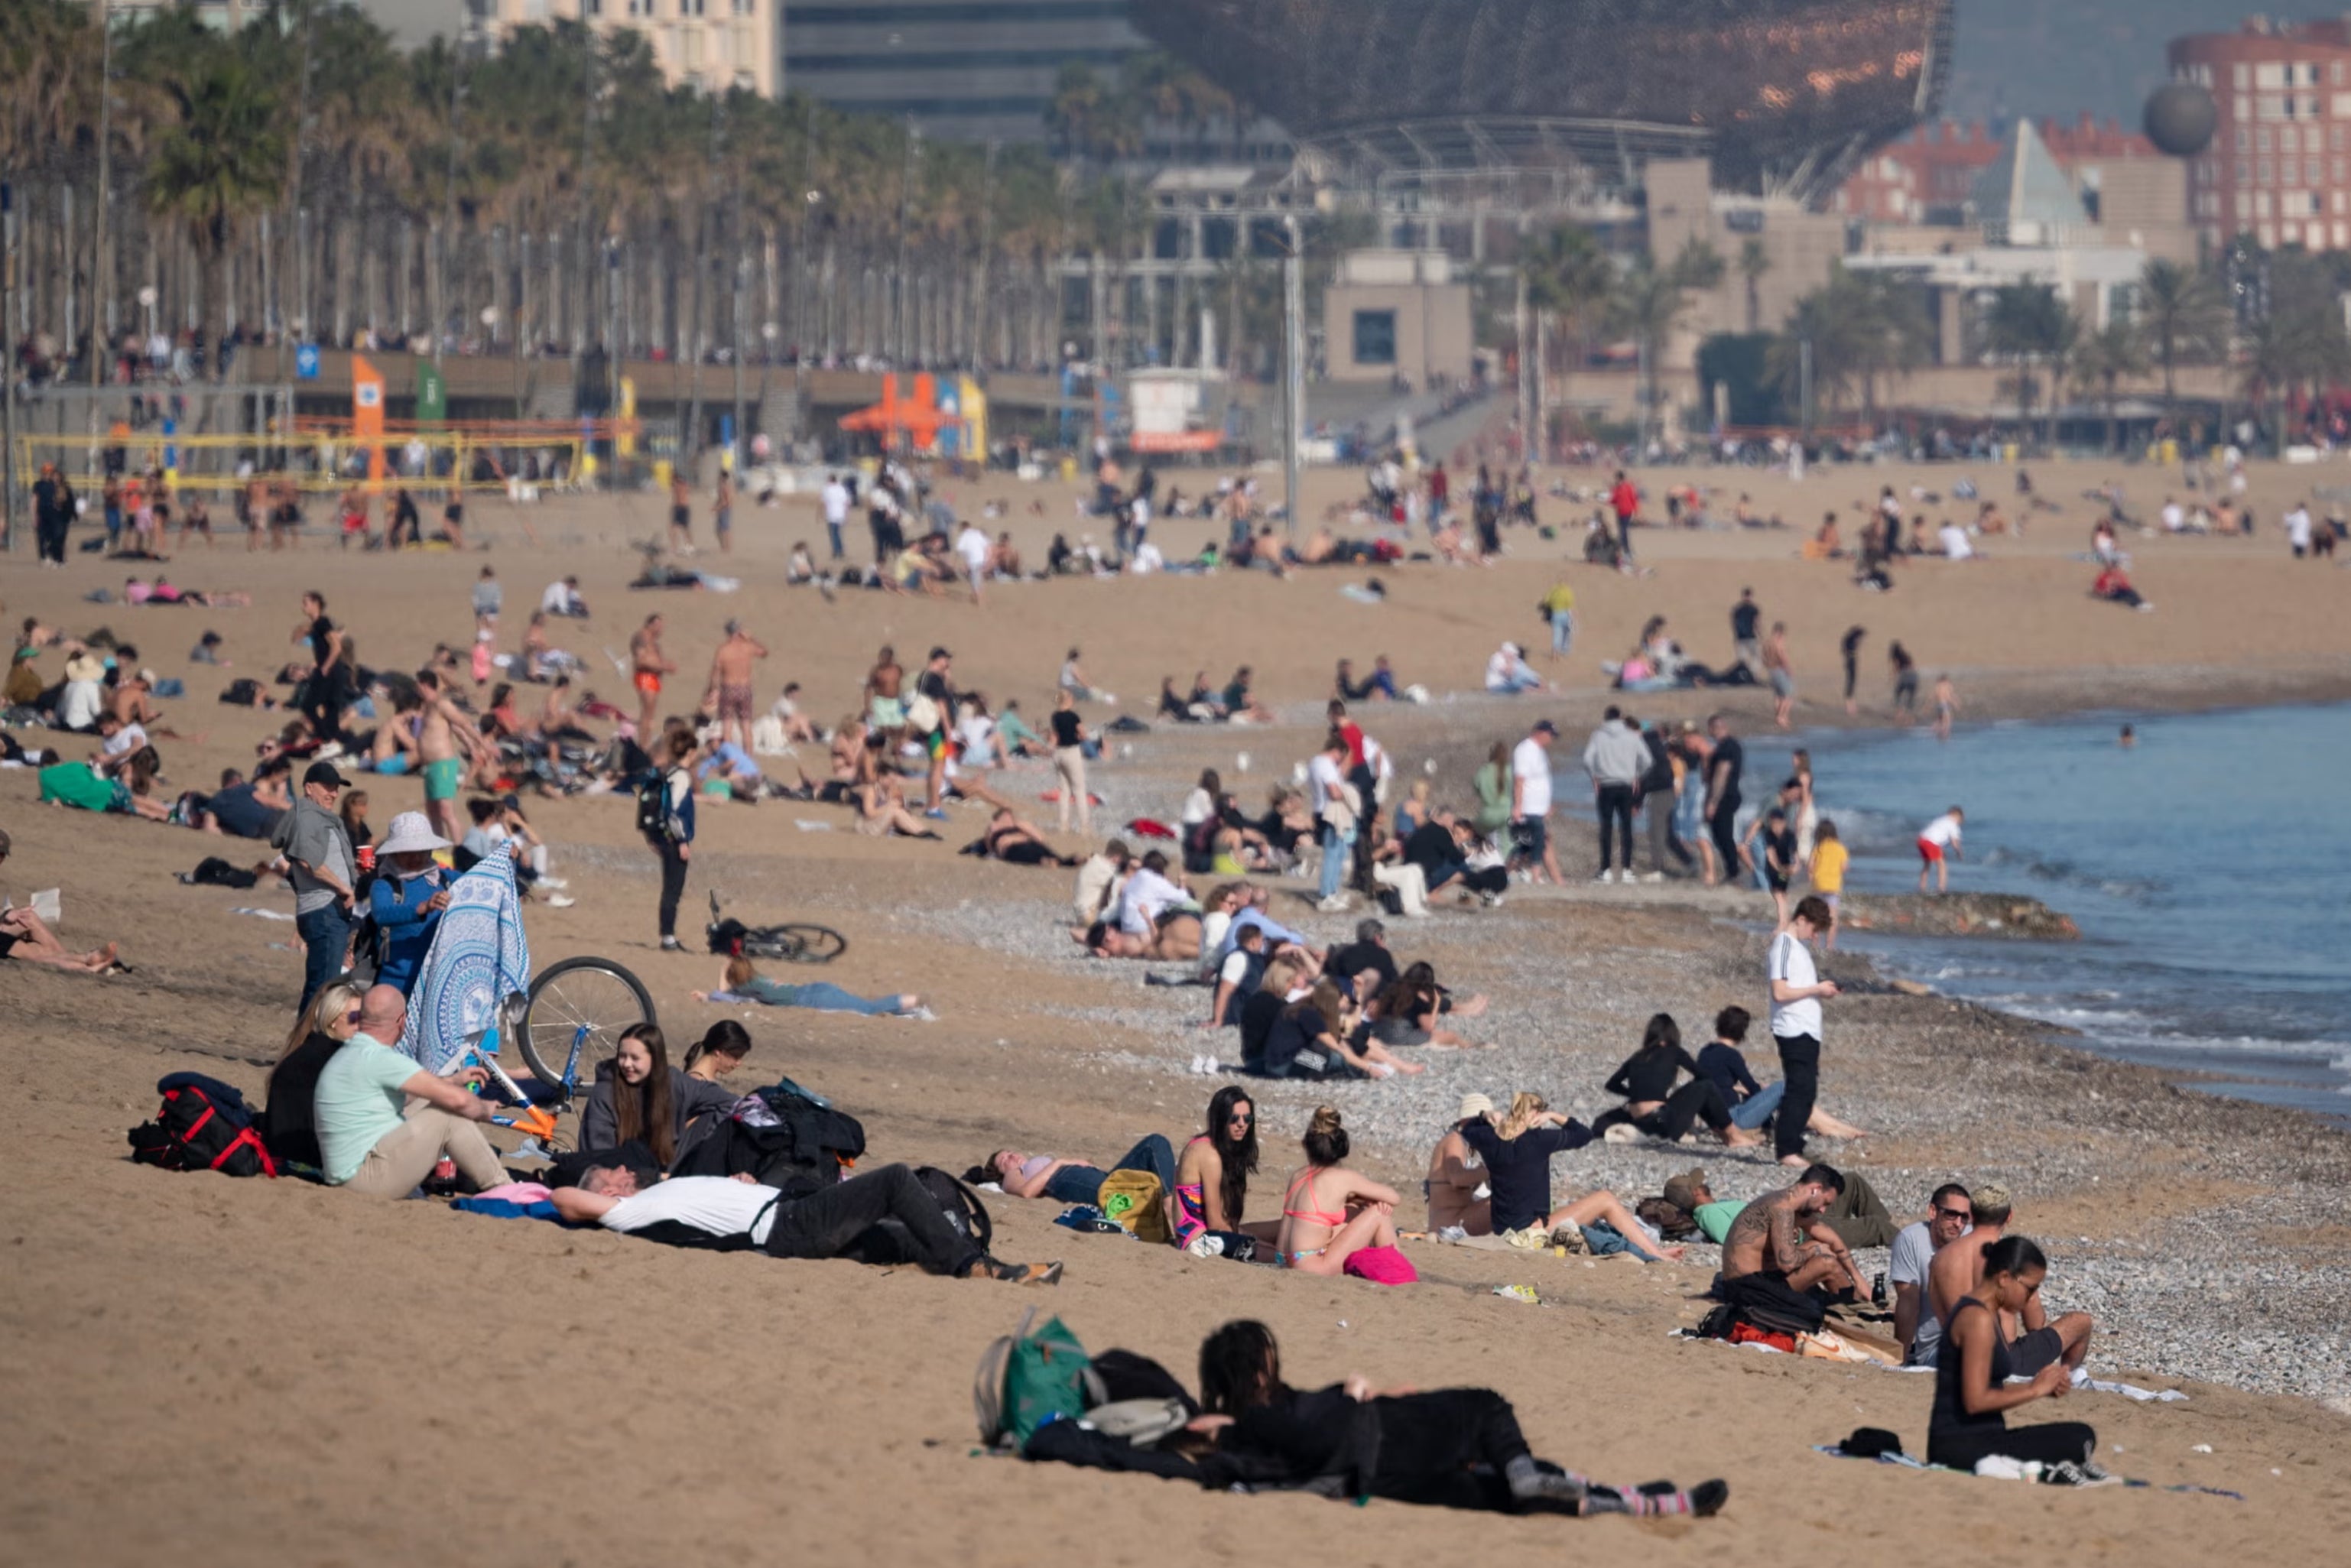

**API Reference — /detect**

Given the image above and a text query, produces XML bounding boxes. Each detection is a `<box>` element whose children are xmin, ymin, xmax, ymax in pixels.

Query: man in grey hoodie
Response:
<box><xmin>1580</xmin><ymin>706</ymin><xmax>1651</xmax><ymax>884</ymax></box>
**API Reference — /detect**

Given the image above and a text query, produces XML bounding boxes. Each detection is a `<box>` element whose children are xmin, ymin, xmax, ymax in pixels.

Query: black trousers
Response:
<box><xmin>764</xmin><ymin>1163</ymin><xmax>984</xmax><ymax>1277</ymax></box>
<box><xmin>1927</xmin><ymin>1421</ymin><xmax>2096</xmax><ymax>1472</ymax></box>
<box><xmin>1773</xmin><ymin>1032</ymin><xmax>1820</xmax><ymax>1161</ymax></box>
<box><xmin>36</xmin><ymin>512</ymin><xmax>70</xmax><ymax>564</ymax></box>
<box><xmin>1708</xmin><ymin>797</ymin><xmax>1742</xmax><ymax>878</ymax></box>
<box><xmin>302</xmin><ymin>674</ymin><xmax>349</xmax><ymax>745</ymax></box>
<box><xmin>1371</xmin><ymin>1390</ymin><xmax>1531</xmax><ymax>1490</ymax></box>
<box><xmin>1595</xmin><ymin>783</ymin><xmax>1636</xmax><ymax>871</ymax></box>
<box><xmin>654</xmin><ymin>836</ymin><xmax>690</xmax><ymax>939</ymax></box>
<box><xmin>1640</xmin><ymin>1078</ymin><xmax>1733</xmax><ymax>1140</ymax></box>
<box><xmin>1647</xmin><ymin>790</ymin><xmax>1691</xmax><ymax>873</ymax></box>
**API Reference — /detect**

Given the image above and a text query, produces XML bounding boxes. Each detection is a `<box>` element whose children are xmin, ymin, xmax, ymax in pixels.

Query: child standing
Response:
<box><xmin>1917</xmin><ymin>806</ymin><xmax>1964</xmax><ymax>894</ymax></box>
<box><xmin>1807</xmin><ymin>819</ymin><xmax>1848</xmax><ymax>951</ymax></box>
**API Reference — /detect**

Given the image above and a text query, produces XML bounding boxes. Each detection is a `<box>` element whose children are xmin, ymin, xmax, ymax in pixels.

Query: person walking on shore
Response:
<box><xmin>1917</xmin><ymin>806</ymin><xmax>1964</xmax><ymax>894</ymax></box>
<box><xmin>1766</xmin><ymin>894</ymin><xmax>1840</xmax><ymax>1170</ymax></box>
<box><xmin>1580</xmin><ymin>708</ymin><xmax>1647</xmax><ymax>884</ymax></box>
<box><xmin>1702</xmin><ymin>713</ymin><xmax>1744</xmax><ymax>885</ymax></box>
<box><xmin>820</xmin><ymin>471</ymin><xmax>850</xmax><ymax>560</ymax></box>
<box><xmin>1888</xmin><ymin>641</ymin><xmax>1919</xmax><ymax>722</ymax></box>
<box><xmin>1609</xmin><ymin>470</ymin><xmax>1639</xmax><ymax>563</ymax></box>
<box><xmin>1840</xmin><ymin>625</ymin><xmax>1866</xmax><ymax>716</ymax></box>
<box><xmin>1050</xmin><ymin>689</ymin><xmax>1092</xmax><ymax>835</ymax></box>
<box><xmin>1541</xmin><ymin>579</ymin><xmax>1576</xmax><ymax>661</ymax></box>
<box><xmin>1762</xmin><ymin>622</ymin><xmax>1795</xmax><ymax>729</ymax></box>
<box><xmin>669</xmin><ymin>469</ymin><xmax>694</xmax><ymax>554</ymax></box>
<box><xmin>1509</xmin><ymin>719</ymin><xmax>1562</xmax><ymax>887</ymax></box>
<box><xmin>1932</xmin><ymin>674</ymin><xmax>1960</xmax><ymax>742</ymax></box>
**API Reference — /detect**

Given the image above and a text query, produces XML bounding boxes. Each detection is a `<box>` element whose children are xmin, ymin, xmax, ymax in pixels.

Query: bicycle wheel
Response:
<box><xmin>769</xmin><ymin>924</ymin><xmax>849</xmax><ymax>965</ymax></box>
<box><xmin>520</xmin><ymin>956</ymin><xmax>658</xmax><ymax>1091</ymax></box>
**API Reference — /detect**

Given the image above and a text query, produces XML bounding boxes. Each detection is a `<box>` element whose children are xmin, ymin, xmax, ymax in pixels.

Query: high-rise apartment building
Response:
<box><xmin>783</xmin><ymin>0</ymin><xmax>1142</xmax><ymax>141</ymax></box>
<box><xmin>2169</xmin><ymin>16</ymin><xmax>2351</xmax><ymax>253</ymax></box>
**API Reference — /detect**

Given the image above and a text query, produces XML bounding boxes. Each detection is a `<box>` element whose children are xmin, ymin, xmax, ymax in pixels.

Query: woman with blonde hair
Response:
<box><xmin>1275</xmin><ymin>1106</ymin><xmax>1407</xmax><ymax>1277</ymax></box>
<box><xmin>263</xmin><ymin>979</ymin><xmax>364</xmax><ymax>1170</ymax></box>
<box><xmin>1460</xmin><ymin>1092</ymin><xmax>1685</xmax><ymax>1261</ymax></box>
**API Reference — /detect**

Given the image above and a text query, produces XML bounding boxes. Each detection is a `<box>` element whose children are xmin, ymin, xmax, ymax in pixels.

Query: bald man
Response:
<box><xmin>312</xmin><ymin>985</ymin><xmax>507</xmax><ymax>1196</ymax></box>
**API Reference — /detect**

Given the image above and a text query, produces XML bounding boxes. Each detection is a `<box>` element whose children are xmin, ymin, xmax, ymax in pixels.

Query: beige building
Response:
<box><xmin>1641</xmin><ymin>158</ymin><xmax>1848</xmax><ymax>372</ymax></box>
<box><xmin>465</xmin><ymin>0</ymin><xmax>784</xmax><ymax>96</ymax></box>
<box><xmin>1322</xmin><ymin>250</ymin><xmax>1473</xmax><ymax>387</ymax></box>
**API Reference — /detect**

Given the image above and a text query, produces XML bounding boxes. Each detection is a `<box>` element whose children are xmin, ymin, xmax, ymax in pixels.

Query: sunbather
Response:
<box><xmin>969</xmin><ymin>1135</ymin><xmax>1178</xmax><ymax>1229</ymax></box>
<box><xmin>692</xmin><ymin>956</ymin><xmax>926</xmax><ymax>1018</ymax></box>
<box><xmin>1456</xmin><ymin>1092</ymin><xmax>1684</xmax><ymax>1259</ymax></box>
<box><xmin>1173</xmin><ymin>1086</ymin><xmax>1279</xmax><ymax>1260</ymax></box>
<box><xmin>1272</xmin><ymin>1107</ymin><xmax>1402</xmax><ymax>1275</ymax></box>
<box><xmin>1590</xmin><ymin>1013</ymin><xmax>1764</xmax><ymax>1149</ymax></box>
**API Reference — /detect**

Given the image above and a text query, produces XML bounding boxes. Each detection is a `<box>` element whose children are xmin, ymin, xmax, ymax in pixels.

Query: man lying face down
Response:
<box><xmin>550</xmin><ymin>1162</ymin><xmax>1063</xmax><ymax>1285</ymax></box>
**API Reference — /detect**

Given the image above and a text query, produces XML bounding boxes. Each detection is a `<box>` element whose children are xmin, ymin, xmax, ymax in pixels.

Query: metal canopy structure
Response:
<box><xmin>1132</xmin><ymin>0</ymin><xmax>1956</xmax><ymax>202</ymax></box>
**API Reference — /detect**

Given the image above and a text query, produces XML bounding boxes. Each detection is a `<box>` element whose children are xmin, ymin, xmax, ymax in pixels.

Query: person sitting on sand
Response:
<box><xmin>1693</xmin><ymin>1005</ymin><xmax>1868</xmax><ymax>1139</ymax></box>
<box><xmin>264</xmin><ymin>979</ymin><xmax>362</xmax><ymax>1170</ymax></box>
<box><xmin>1456</xmin><ymin>1092</ymin><xmax>1684</xmax><ymax>1260</ymax></box>
<box><xmin>1273</xmin><ymin>1107</ymin><xmax>1405</xmax><ymax>1274</ymax></box>
<box><xmin>0</xmin><ymin>829</ymin><xmax>124</xmax><ymax>973</ymax></box>
<box><xmin>854</xmin><ymin>774</ymin><xmax>943</xmax><ymax>841</ymax></box>
<box><xmin>1260</xmin><ymin>981</ymin><xmax>1426</xmax><ymax>1081</ymax></box>
<box><xmin>1590</xmin><ymin>1013</ymin><xmax>1765</xmax><ymax>1150</ymax></box>
<box><xmin>1219</xmin><ymin>666</ymin><xmax>1275</xmax><ymax>725</ymax></box>
<box><xmin>366</xmin><ymin>813</ymin><xmax>453</xmax><ymax>995</ymax></box>
<box><xmin>1424</xmin><ymin>1092</ymin><xmax>1495</xmax><ymax>1234</ymax></box>
<box><xmin>1485</xmin><ymin>641</ymin><xmax>1545</xmax><ymax>695</ymax></box>
<box><xmin>1927</xmin><ymin>1236</ymin><xmax>2106</xmax><ymax>1480</ymax></box>
<box><xmin>1890</xmin><ymin>1181</ymin><xmax>1974</xmax><ymax>1366</ymax></box>
<box><xmin>1172</xmin><ymin>1086</ymin><xmax>1279</xmax><ymax>1260</ymax></box>
<box><xmin>1078</xmin><ymin>849</ymin><xmax>1202</xmax><ymax>960</ymax></box>
<box><xmin>312</xmin><ymin>985</ymin><xmax>508</xmax><ymax>1196</ymax></box>
<box><xmin>552</xmin><ymin>1161</ymin><xmax>1063</xmax><ymax>1284</ymax></box>
<box><xmin>1364</xmin><ymin>962</ymin><xmax>1486</xmax><ymax>1050</ymax></box>
<box><xmin>971</xmin><ymin>1135</ymin><xmax>1179</xmax><ymax>1223</ymax></box>
<box><xmin>1927</xmin><ymin>1183</ymin><xmax>2094</xmax><ymax>1381</ymax></box>
<box><xmin>2090</xmin><ymin>563</ymin><xmax>2151</xmax><ymax>611</ymax></box>
<box><xmin>693</xmin><ymin>955</ymin><xmax>927</xmax><ymax>1018</ymax></box>
<box><xmin>1717</xmin><ymin>1164</ymin><xmax>1866</xmax><ymax>1303</ymax></box>
<box><xmin>1193</xmin><ymin>1319</ymin><xmax>1729</xmax><ymax>1517</ymax></box>
<box><xmin>576</xmin><ymin>1023</ymin><xmax>739</xmax><ymax>1172</ymax></box>
<box><xmin>682</xmin><ymin>1019</ymin><xmax>754</xmax><ymax>1083</ymax></box>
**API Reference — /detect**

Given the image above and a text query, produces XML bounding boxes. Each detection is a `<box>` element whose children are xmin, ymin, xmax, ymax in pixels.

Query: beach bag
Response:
<box><xmin>128</xmin><ymin>1073</ymin><xmax>278</xmax><ymax>1178</ymax></box>
<box><xmin>1095</xmin><ymin>1169</ymin><xmax>1170</xmax><ymax>1245</ymax></box>
<box><xmin>976</xmin><ymin>1310</ymin><xmax>1106</xmax><ymax>1449</ymax></box>
<box><xmin>904</xmin><ymin>691</ymin><xmax>941</xmax><ymax>733</ymax></box>
<box><xmin>219</xmin><ymin>677</ymin><xmax>266</xmax><ymax>706</ymax></box>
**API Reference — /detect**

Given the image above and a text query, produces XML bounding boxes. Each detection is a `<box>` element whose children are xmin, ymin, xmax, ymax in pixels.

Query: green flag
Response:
<box><xmin>416</xmin><ymin>363</ymin><xmax>447</xmax><ymax>426</ymax></box>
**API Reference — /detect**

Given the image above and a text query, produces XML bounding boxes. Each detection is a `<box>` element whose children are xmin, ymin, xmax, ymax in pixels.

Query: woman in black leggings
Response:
<box><xmin>1590</xmin><ymin>1014</ymin><xmax>1764</xmax><ymax>1148</ymax></box>
<box><xmin>1929</xmin><ymin>1236</ymin><xmax>2104</xmax><ymax>1479</ymax></box>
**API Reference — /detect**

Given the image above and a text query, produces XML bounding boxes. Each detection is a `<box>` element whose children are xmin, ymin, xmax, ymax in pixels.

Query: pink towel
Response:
<box><xmin>1343</xmin><ymin>1245</ymin><xmax>1419</xmax><ymax>1286</ymax></box>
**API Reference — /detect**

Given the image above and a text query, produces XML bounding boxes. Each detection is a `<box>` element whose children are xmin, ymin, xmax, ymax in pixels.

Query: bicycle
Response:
<box><xmin>705</xmin><ymin>891</ymin><xmax>848</xmax><ymax>966</ymax></box>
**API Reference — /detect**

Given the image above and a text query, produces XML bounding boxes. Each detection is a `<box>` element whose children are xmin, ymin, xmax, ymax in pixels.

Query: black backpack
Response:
<box><xmin>635</xmin><ymin>769</ymin><xmax>677</xmax><ymax>842</ymax></box>
<box><xmin>128</xmin><ymin>1073</ymin><xmax>278</xmax><ymax>1177</ymax></box>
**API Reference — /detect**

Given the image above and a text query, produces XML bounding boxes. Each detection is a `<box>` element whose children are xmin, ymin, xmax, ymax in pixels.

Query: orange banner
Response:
<box><xmin>352</xmin><ymin>355</ymin><xmax>386</xmax><ymax>483</ymax></box>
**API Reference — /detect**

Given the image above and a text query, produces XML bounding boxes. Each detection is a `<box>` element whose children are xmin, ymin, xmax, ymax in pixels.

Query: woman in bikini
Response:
<box><xmin>1172</xmin><ymin>1086</ymin><xmax>1279</xmax><ymax>1261</ymax></box>
<box><xmin>1274</xmin><ymin>1106</ymin><xmax>1401</xmax><ymax>1275</ymax></box>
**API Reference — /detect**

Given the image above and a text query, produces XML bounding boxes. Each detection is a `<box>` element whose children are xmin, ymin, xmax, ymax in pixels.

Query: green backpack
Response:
<box><xmin>974</xmin><ymin>1309</ymin><xmax>1106</xmax><ymax>1450</ymax></box>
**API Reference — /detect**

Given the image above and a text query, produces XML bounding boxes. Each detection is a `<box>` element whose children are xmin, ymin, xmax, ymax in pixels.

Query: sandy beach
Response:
<box><xmin>5</xmin><ymin>453</ymin><xmax>2349</xmax><ymax>1564</ymax></box>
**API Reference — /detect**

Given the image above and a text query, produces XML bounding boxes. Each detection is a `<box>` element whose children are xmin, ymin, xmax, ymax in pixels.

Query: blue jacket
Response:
<box><xmin>369</xmin><ymin>868</ymin><xmax>446</xmax><ymax>993</ymax></box>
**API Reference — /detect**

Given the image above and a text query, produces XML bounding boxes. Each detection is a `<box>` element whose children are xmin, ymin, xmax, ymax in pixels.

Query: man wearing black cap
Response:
<box><xmin>272</xmin><ymin>761</ymin><xmax>359</xmax><ymax>1014</ymax></box>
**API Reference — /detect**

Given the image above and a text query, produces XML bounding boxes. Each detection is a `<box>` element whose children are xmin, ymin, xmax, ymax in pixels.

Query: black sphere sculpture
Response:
<box><xmin>2144</xmin><ymin>81</ymin><xmax>2219</xmax><ymax>157</ymax></box>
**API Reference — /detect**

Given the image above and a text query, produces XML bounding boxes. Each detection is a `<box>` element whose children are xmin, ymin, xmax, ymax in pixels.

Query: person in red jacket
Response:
<box><xmin>1609</xmin><ymin>470</ymin><xmax>1640</xmax><ymax>561</ymax></box>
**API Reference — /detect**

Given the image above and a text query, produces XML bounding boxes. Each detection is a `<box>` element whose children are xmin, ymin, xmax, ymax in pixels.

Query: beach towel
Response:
<box><xmin>1811</xmin><ymin>1443</ymin><xmax>2240</xmax><ymax>1498</ymax></box>
<box><xmin>1342</xmin><ymin>1245</ymin><xmax>1419</xmax><ymax>1285</ymax></box>
<box><xmin>399</xmin><ymin>852</ymin><xmax>531</xmax><ymax>1075</ymax></box>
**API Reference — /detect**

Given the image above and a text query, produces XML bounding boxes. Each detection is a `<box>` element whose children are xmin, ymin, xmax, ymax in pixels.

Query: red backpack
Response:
<box><xmin>128</xmin><ymin>1073</ymin><xmax>278</xmax><ymax>1178</ymax></box>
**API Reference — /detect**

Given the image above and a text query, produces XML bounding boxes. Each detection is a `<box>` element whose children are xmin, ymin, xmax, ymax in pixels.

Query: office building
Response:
<box><xmin>784</xmin><ymin>0</ymin><xmax>1143</xmax><ymax>141</ymax></box>
<box><xmin>462</xmin><ymin>0</ymin><xmax>786</xmax><ymax>96</ymax></box>
<box><xmin>2169</xmin><ymin>15</ymin><xmax>2351</xmax><ymax>253</ymax></box>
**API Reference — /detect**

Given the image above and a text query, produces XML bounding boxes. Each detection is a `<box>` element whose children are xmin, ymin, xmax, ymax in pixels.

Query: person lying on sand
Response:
<box><xmin>969</xmin><ymin>1135</ymin><xmax>1178</xmax><ymax>1230</ymax></box>
<box><xmin>1075</xmin><ymin>850</ymin><xmax>1201</xmax><ymax>960</ymax></box>
<box><xmin>1193</xmin><ymin>1318</ymin><xmax>1729</xmax><ymax>1517</ymax></box>
<box><xmin>552</xmin><ymin>1163</ymin><xmax>1062</xmax><ymax>1284</ymax></box>
<box><xmin>693</xmin><ymin>956</ymin><xmax>927</xmax><ymax>1018</ymax></box>
<box><xmin>1454</xmin><ymin>1092</ymin><xmax>1684</xmax><ymax>1260</ymax></box>
<box><xmin>0</xmin><ymin>831</ymin><xmax>123</xmax><ymax>972</ymax></box>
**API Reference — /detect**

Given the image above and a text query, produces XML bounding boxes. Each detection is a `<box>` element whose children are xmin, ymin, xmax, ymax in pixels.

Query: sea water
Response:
<box><xmin>1735</xmin><ymin>705</ymin><xmax>2351</xmax><ymax>1124</ymax></box>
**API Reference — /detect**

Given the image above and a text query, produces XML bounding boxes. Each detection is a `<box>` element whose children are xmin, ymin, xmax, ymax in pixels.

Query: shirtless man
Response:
<box><xmin>1927</xmin><ymin>1183</ymin><xmax>2095</xmax><ymax>1379</ymax></box>
<box><xmin>630</xmin><ymin>614</ymin><xmax>676</xmax><ymax>741</ymax></box>
<box><xmin>864</xmin><ymin>644</ymin><xmax>906</xmax><ymax>740</ymax></box>
<box><xmin>1719</xmin><ymin>1164</ymin><xmax>1866</xmax><ymax>1299</ymax></box>
<box><xmin>413</xmin><ymin>667</ymin><xmax>487</xmax><ymax>844</ymax></box>
<box><xmin>706</xmin><ymin>619</ymin><xmax>768</xmax><ymax>750</ymax></box>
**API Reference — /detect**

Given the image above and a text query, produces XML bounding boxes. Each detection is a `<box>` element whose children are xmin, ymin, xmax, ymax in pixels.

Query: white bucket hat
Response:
<box><xmin>378</xmin><ymin>810</ymin><xmax>451</xmax><ymax>858</ymax></box>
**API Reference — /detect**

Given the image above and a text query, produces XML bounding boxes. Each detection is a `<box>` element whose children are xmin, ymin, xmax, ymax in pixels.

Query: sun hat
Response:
<box><xmin>377</xmin><ymin>811</ymin><xmax>451</xmax><ymax>857</ymax></box>
<box><xmin>64</xmin><ymin>652</ymin><xmax>106</xmax><ymax>683</ymax></box>
<box><xmin>1457</xmin><ymin>1092</ymin><xmax>1496</xmax><ymax>1121</ymax></box>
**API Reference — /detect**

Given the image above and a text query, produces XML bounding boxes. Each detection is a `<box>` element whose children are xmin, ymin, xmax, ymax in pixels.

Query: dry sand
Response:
<box><xmin>4</xmin><ymin>455</ymin><xmax>2349</xmax><ymax>1564</ymax></box>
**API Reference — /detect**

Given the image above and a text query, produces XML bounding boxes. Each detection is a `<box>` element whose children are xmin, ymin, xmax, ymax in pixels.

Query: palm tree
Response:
<box><xmin>2135</xmin><ymin>258</ymin><xmax>2229</xmax><ymax>440</ymax></box>
<box><xmin>1737</xmin><ymin>236</ymin><xmax>1771</xmax><ymax>334</ymax></box>
<box><xmin>139</xmin><ymin>28</ymin><xmax>284</xmax><ymax>381</ymax></box>
<box><xmin>2071</xmin><ymin>318</ymin><xmax>2148</xmax><ymax>453</ymax></box>
<box><xmin>1982</xmin><ymin>282</ymin><xmax>2072</xmax><ymax>449</ymax></box>
<box><xmin>1765</xmin><ymin>265</ymin><xmax>1930</xmax><ymax>424</ymax></box>
<box><xmin>1616</xmin><ymin>239</ymin><xmax>1724</xmax><ymax>447</ymax></box>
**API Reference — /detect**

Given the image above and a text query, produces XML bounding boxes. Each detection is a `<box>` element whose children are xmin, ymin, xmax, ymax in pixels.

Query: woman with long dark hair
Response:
<box><xmin>1172</xmin><ymin>1086</ymin><xmax>1275</xmax><ymax>1259</ymax></box>
<box><xmin>1194</xmin><ymin>1320</ymin><xmax>1727</xmax><ymax>1518</ymax></box>
<box><xmin>1929</xmin><ymin>1236</ymin><xmax>2105</xmax><ymax>1479</ymax></box>
<box><xmin>683</xmin><ymin>1019</ymin><xmax>754</xmax><ymax>1083</ymax></box>
<box><xmin>578</xmin><ymin>1024</ymin><xmax>736</xmax><ymax>1170</ymax></box>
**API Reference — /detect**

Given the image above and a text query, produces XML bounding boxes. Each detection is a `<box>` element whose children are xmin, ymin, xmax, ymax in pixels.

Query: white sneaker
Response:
<box><xmin>1593</xmin><ymin>870</ymin><xmax>1615</xmax><ymax>884</ymax></box>
<box><xmin>537</xmin><ymin>876</ymin><xmax>570</xmax><ymax>891</ymax></box>
<box><xmin>545</xmin><ymin>894</ymin><xmax>576</xmax><ymax>908</ymax></box>
<box><xmin>1316</xmin><ymin>893</ymin><xmax>1352</xmax><ymax>913</ymax></box>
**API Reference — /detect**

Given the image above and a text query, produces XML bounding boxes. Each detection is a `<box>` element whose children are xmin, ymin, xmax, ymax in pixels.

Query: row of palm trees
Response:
<box><xmin>0</xmin><ymin>1</ymin><xmax>1228</xmax><ymax>389</ymax></box>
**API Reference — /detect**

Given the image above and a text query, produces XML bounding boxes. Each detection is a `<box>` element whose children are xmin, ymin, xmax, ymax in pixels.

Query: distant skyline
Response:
<box><xmin>1943</xmin><ymin>2</ymin><xmax>2310</xmax><ymax>125</ymax></box>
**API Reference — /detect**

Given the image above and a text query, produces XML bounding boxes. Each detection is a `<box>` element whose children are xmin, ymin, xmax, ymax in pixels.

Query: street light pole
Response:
<box><xmin>3</xmin><ymin>181</ymin><xmax>17</xmax><ymax>554</ymax></box>
<box><xmin>1283</xmin><ymin>216</ymin><xmax>1304</xmax><ymax>537</ymax></box>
